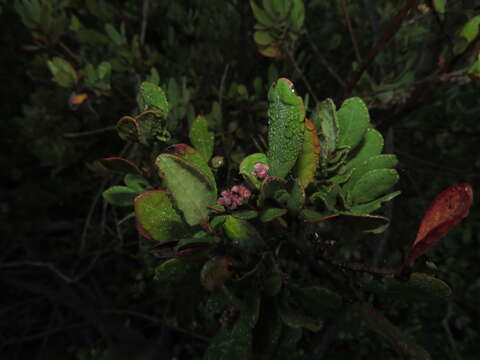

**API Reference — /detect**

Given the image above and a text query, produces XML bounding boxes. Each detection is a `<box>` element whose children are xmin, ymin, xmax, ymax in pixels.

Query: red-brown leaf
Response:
<box><xmin>403</xmin><ymin>184</ymin><xmax>473</xmax><ymax>267</ymax></box>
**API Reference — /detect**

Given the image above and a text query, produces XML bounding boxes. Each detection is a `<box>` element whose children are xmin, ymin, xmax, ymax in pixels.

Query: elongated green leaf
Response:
<box><xmin>337</xmin><ymin>97</ymin><xmax>370</xmax><ymax>149</ymax></box>
<box><xmin>47</xmin><ymin>57</ymin><xmax>77</xmax><ymax>88</ymax></box>
<box><xmin>343</xmin><ymin>155</ymin><xmax>398</xmax><ymax>194</ymax></box>
<box><xmin>344</xmin><ymin>128</ymin><xmax>384</xmax><ymax>171</ymax></box>
<box><xmin>312</xmin><ymin>98</ymin><xmax>338</xmax><ymax>165</ymax></box>
<box><xmin>293</xmin><ymin>119</ymin><xmax>320</xmax><ymax>187</ymax></box>
<box><xmin>124</xmin><ymin>173</ymin><xmax>149</xmax><ymax>192</ymax></box>
<box><xmin>156</xmin><ymin>154</ymin><xmax>216</xmax><ymax>226</ymax></box>
<box><xmin>385</xmin><ymin>273</ymin><xmax>452</xmax><ymax>303</ymax></box>
<box><xmin>453</xmin><ymin>15</ymin><xmax>480</xmax><ymax>55</ymax></box>
<box><xmin>134</xmin><ymin>190</ymin><xmax>189</xmax><ymax>242</ymax></box>
<box><xmin>189</xmin><ymin>116</ymin><xmax>215</xmax><ymax>161</ymax></box>
<box><xmin>346</xmin><ymin>191</ymin><xmax>401</xmax><ymax>215</ymax></box>
<box><xmin>103</xmin><ymin>186</ymin><xmax>139</xmax><ymax>206</ymax></box>
<box><xmin>349</xmin><ymin>169</ymin><xmax>399</xmax><ymax>204</ymax></box>
<box><xmin>137</xmin><ymin>81</ymin><xmax>169</xmax><ymax>115</ymax></box>
<box><xmin>250</xmin><ymin>0</ymin><xmax>275</xmax><ymax>27</ymax></box>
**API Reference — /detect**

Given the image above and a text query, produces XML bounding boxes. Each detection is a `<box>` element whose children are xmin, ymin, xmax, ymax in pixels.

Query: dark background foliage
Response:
<box><xmin>1</xmin><ymin>0</ymin><xmax>479</xmax><ymax>359</ymax></box>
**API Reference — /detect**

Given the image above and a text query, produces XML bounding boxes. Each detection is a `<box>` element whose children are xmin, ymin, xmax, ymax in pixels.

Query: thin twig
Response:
<box><xmin>345</xmin><ymin>0</ymin><xmax>421</xmax><ymax>96</ymax></box>
<box><xmin>63</xmin><ymin>126</ymin><xmax>116</xmax><ymax>138</ymax></box>
<box><xmin>284</xmin><ymin>46</ymin><xmax>320</xmax><ymax>104</ymax></box>
<box><xmin>218</xmin><ymin>63</ymin><xmax>230</xmax><ymax>113</ymax></box>
<box><xmin>442</xmin><ymin>302</ymin><xmax>462</xmax><ymax>360</ymax></box>
<box><xmin>304</xmin><ymin>29</ymin><xmax>346</xmax><ymax>88</ymax></box>
<box><xmin>0</xmin><ymin>261</ymin><xmax>76</xmax><ymax>283</ymax></box>
<box><xmin>80</xmin><ymin>178</ymin><xmax>109</xmax><ymax>254</ymax></box>
<box><xmin>59</xmin><ymin>41</ymin><xmax>81</xmax><ymax>65</ymax></box>
<box><xmin>339</xmin><ymin>0</ymin><xmax>362</xmax><ymax>64</ymax></box>
<box><xmin>140</xmin><ymin>0</ymin><xmax>150</xmax><ymax>47</ymax></box>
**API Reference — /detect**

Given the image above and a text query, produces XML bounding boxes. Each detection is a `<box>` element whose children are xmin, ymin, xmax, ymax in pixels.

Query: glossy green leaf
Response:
<box><xmin>240</xmin><ymin>153</ymin><xmax>269</xmax><ymax>190</ymax></box>
<box><xmin>223</xmin><ymin>215</ymin><xmax>264</xmax><ymax>252</ymax></box>
<box><xmin>189</xmin><ymin>116</ymin><xmax>215</xmax><ymax>161</ymax></box>
<box><xmin>136</xmin><ymin>81</ymin><xmax>169</xmax><ymax>115</ymax></box>
<box><xmin>134</xmin><ymin>190</ymin><xmax>189</xmax><ymax>242</ymax></box>
<box><xmin>47</xmin><ymin>57</ymin><xmax>77</xmax><ymax>88</ymax></box>
<box><xmin>156</xmin><ymin>154</ymin><xmax>216</xmax><ymax>226</ymax></box>
<box><xmin>343</xmin><ymin>128</ymin><xmax>384</xmax><ymax>171</ymax></box>
<box><xmin>267</xmin><ymin>78</ymin><xmax>305</xmax><ymax>178</ymax></box>
<box><xmin>293</xmin><ymin>118</ymin><xmax>320</xmax><ymax>187</ymax></box>
<box><xmin>343</xmin><ymin>155</ymin><xmax>398</xmax><ymax>194</ymax></box>
<box><xmin>349</xmin><ymin>169</ymin><xmax>399</xmax><ymax>204</ymax></box>
<box><xmin>337</xmin><ymin>97</ymin><xmax>370</xmax><ymax>149</ymax></box>
<box><xmin>338</xmin><ymin>212</ymin><xmax>392</xmax><ymax>234</ymax></box>
<box><xmin>103</xmin><ymin>186</ymin><xmax>139</xmax><ymax>207</ymax></box>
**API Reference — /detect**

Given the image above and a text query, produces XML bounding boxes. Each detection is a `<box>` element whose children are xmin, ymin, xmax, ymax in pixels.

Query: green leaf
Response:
<box><xmin>453</xmin><ymin>15</ymin><xmax>480</xmax><ymax>55</ymax></box>
<box><xmin>239</xmin><ymin>153</ymin><xmax>269</xmax><ymax>190</ymax></box>
<box><xmin>432</xmin><ymin>0</ymin><xmax>446</xmax><ymax>13</ymax></box>
<box><xmin>343</xmin><ymin>155</ymin><xmax>398</xmax><ymax>194</ymax></box>
<box><xmin>254</xmin><ymin>30</ymin><xmax>274</xmax><ymax>46</ymax></box>
<box><xmin>103</xmin><ymin>186</ymin><xmax>139</xmax><ymax>207</ymax></box>
<box><xmin>384</xmin><ymin>273</ymin><xmax>452</xmax><ymax>303</ymax></box>
<box><xmin>337</xmin><ymin>97</ymin><xmax>370</xmax><ymax>149</ymax></box>
<box><xmin>343</xmin><ymin>128</ymin><xmax>384</xmax><ymax>171</ymax></box>
<box><xmin>346</xmin><ymin>191</ymin><xmax>401</xmax><ymax>215</ymax></box>
<box><xmin>287</xmin><ymin>180</ymin><xmax>305</xmax><ymax>215</ymax></box>
<box><xmin>189</xmin><ymin>116</ymin><xmax>215</xmax><ymax>162</ymax></box>
<box><xmin>124</xmin><ymin>173</ymin><xmax>149</xmax><ymax>192</ymax></box>
<box><xmin>136</xmin><ymin>81</ymin><xmax>169</xmax><ymax>115</ymax></box>
<box><xmin>223</xmin><ymin>216</ymin><xmax>264</xmax><ymax>252</ymax></box>
<box><xmin>134</xmin><ymin>110</ymin><xmax>166</xmax><ymax>145</ymax></box>
<box><xmin>293</xmin><ymin>119</ymin><xmax>320</xmax><ymax>187</ymax></box>
<box><xmin>168</xmin><ymin>144</ymin><xmax>217</xmax><ymax>193</ymax></box>
<box><xmin>134</xmin><ymin>190</ymin><xmax>189</xmax><ymax>242</ymax></box>
<box><xmin>289</xmin><ymin>0</ymin><xmax>305</xmax><ymax>31</ymax></box>
<box><xmin>349</xmin><ymin>169</ymin><xmax>399</xmax><ymax>204</ymax></box>
<box><xmin>278</xmin><ymin>289</ymin><xmax>324</xmax><ymax>331</ymax></box>
<box><xmin>47</xmin><ymin>57</ymin><xmax>77</xmax><ymax>88</ymax></box>
<box><xmin>312</xmin><ymin>98</ymin><xmax>338</xmax><ymax>163</ymax></box>
<box><xmin>156</xmin><ymin>154</ymin><xmax>217</xmax><ymax>226</ymax></box>
<box><xmin>337</xmin><ymin>212</ymin><xmax>392</xmax><ymax>234</ymax></box>
<box><xmin>105</xmin><ymin>23</ymin><xmax>125</xmax><ymax>45</ymax></box>
<box><xmin>250</xmin><ymin>0</ymin><xmax>275</xmax><ymax>28</ymax></box>
<box><xmin>116</xmin><ymin>116</ymin><xmax>140</xmax><ymax>142</ymax></box>
<box><xmin>232</xmin><ymin>210</ymin><xmax>259</xmax><ymax>220</ymax></box>
<box><xmin>260</xmin><ymin>207</ymin><xmax>287</xmax><ymax>222</ymax></box>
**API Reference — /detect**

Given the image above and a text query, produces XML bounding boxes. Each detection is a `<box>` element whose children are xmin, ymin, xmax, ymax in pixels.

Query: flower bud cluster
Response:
<box><xmin>217</xmin><ymin>185</ymin><xmax>252</xmax><ymax>210</ymax></box>
<box><xmin>252</xmin><ymin>162</ymin><xmax>269</xmax><ymax>179</ymax></box>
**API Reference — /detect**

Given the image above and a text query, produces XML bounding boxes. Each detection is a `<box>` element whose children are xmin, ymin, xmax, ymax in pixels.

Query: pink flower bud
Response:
<box><xmin>252</xmin><ymin>163</ymin><xmax>269</xmax><ymax>179</ymax></box>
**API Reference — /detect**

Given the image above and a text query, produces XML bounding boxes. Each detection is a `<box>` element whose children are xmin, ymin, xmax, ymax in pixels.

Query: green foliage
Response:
<box><xmin>4</xmin><ymin>0</ymin><xmax>479</xmax><ymax>358</ymax></box>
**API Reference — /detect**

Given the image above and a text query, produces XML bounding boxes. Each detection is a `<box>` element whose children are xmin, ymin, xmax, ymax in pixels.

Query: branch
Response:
<box><xmin>345</xmin><ymin>0</ymin><xmax>421</xmax><ymax>96</ymax></box>
<box><xmin>340</xmin><ymin>0</ymin><xmax>362</xmax><ymax>64</ymax></box>
<box><xmin>63</xmin><ymin>126</ymin><xmax>116</xmax><ymax>138</ymax></box>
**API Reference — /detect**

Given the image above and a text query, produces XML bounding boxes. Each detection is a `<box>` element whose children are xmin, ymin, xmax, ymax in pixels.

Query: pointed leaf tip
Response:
<box><xmin>404</xmin><ymin>184</ymin><xmax>473</xmax><ymax>267</ymax></box>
